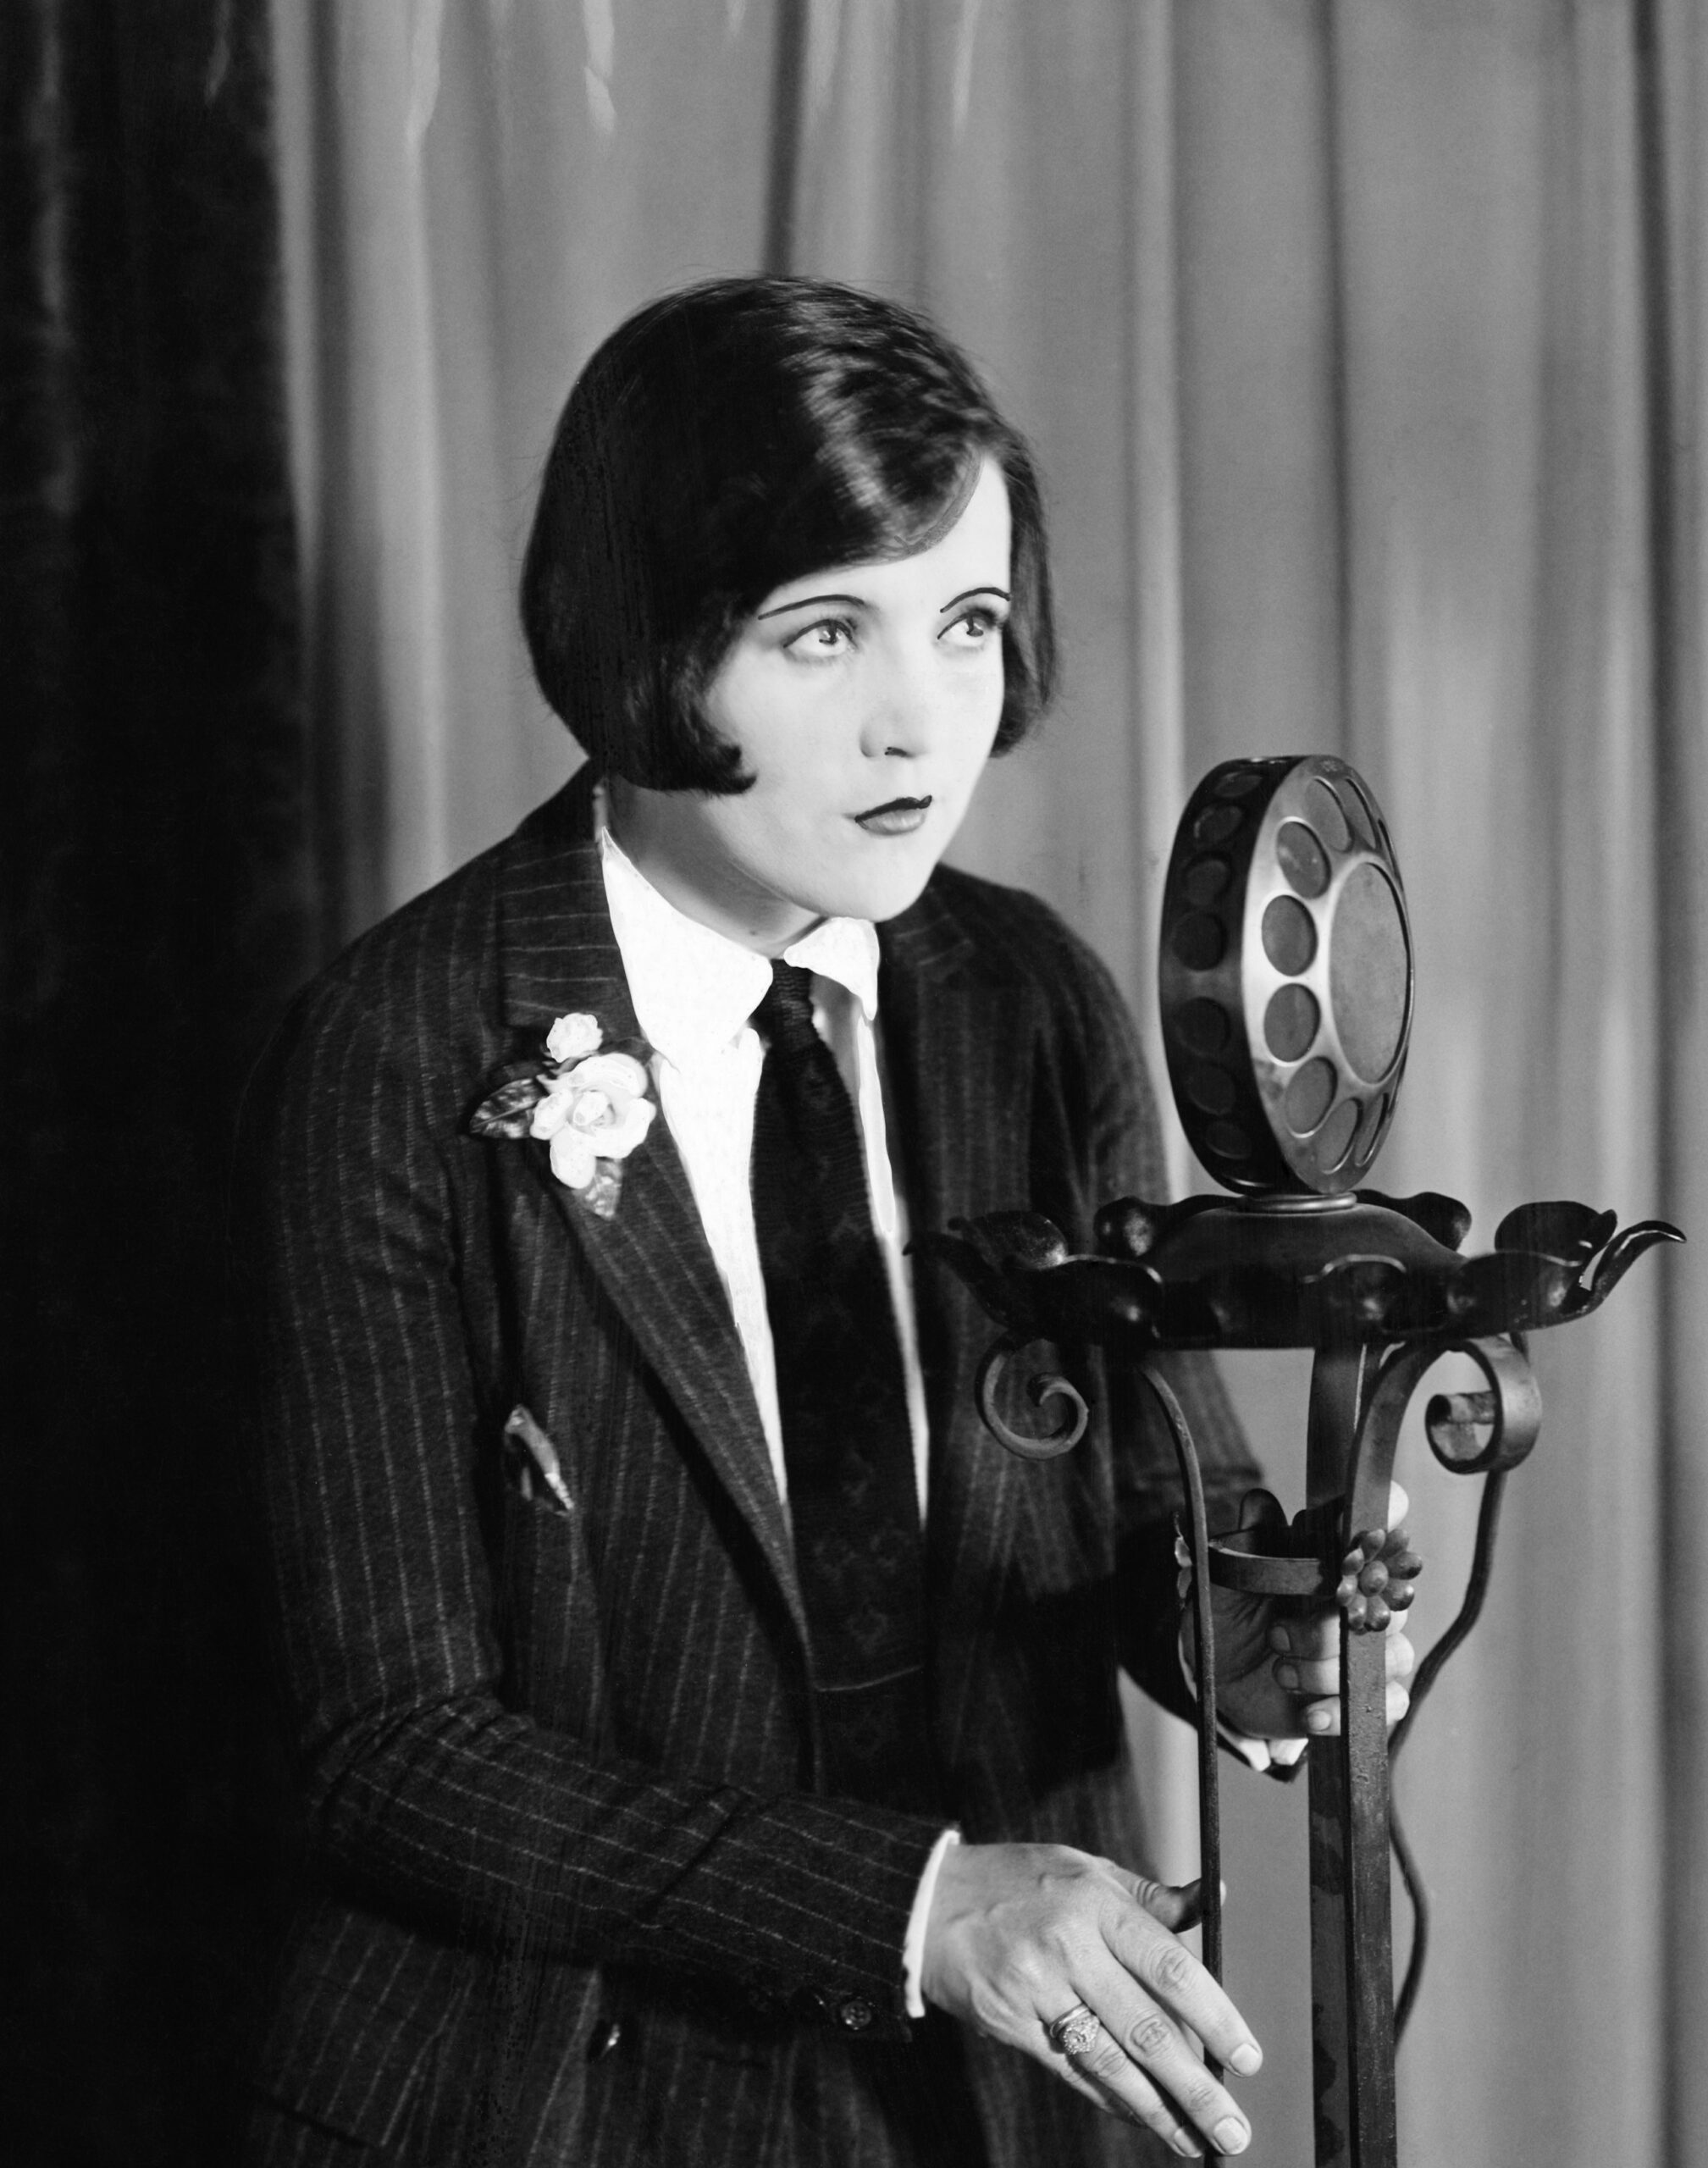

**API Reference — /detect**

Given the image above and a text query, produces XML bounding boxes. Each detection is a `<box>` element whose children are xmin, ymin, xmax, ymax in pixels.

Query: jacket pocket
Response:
<box><xmin>495</xmin><ymin>1461</ymin><xmax>611</xmax><ymax>1740</ymax></box>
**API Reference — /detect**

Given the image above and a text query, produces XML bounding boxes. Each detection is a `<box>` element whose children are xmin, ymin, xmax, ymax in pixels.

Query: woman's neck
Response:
<box><xmin>604</xmin><ymin>777</ymin><xmax>818</xmax><ymax>957</ymax></box>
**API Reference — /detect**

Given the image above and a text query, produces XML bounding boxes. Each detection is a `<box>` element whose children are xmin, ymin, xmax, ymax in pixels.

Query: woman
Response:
<box><xmin>238</xmin><ymin>277</ymin><xmax>1407</xmax><ymax>2166</ymax></box>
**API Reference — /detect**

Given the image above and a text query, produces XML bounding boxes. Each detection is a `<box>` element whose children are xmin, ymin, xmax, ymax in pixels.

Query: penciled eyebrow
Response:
<box><xmin>755</xmin><ymin>592</ymin><xmax>865</xmax><ymax>619</ymax></box>
<box><xmin>755</xmin><ymin>583</ymin><xmax>1011</xmax><ymax>622</ymax></box>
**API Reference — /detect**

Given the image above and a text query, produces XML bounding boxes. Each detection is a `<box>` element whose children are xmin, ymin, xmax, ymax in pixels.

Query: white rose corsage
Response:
<box><xmin>471</xmin><ymin>1012</ymin><xmax>656</xmax><ymax>1220</ymax></box>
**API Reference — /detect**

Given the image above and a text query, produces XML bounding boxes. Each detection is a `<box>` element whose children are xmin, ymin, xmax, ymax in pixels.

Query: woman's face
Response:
<box><xmin>611</xmin><ymin>456</ymin><xmax>1012</xmax><ymax>953</ymax></box>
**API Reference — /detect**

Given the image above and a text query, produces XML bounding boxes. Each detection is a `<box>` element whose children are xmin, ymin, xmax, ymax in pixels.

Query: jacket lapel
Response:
<box><xmin>494</xmin><ymin>772</ymin><xmax>806</xmax><ymax>1641</ymax></box>
<box><xmin>492</xmin><ymin>788</ymin><xmax>1042</xmax><ymax>1691</ymax></box>
<box><xmin>881</xmin><ymin>882</ymin><xmax>1037</xmax><ymax>1750</ymax></box>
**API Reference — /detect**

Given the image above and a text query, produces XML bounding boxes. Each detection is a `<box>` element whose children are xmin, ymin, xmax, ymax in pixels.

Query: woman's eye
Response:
<box><xmin>942</xmin><ymin>606</ymin><xmax>1006</xmax><ymax>649</ymax></box>
<box><xmin>785</xmin><ymin>619</ymin><xmax>855</xmax><ymax>659</ymax></box>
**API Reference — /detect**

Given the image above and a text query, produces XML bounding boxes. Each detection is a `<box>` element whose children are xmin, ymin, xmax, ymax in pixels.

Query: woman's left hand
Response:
<box><xmin>1204</xmin><ymin>1483</ymin><xmax>1417</xmax><ymax>1743</ymax></box>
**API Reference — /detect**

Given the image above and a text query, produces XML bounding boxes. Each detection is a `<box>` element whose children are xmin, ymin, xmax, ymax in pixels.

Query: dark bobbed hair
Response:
<box><xmin>520</xmin><ymin>276</ymin><xmax>1055</xmax><ymax>793</ymax></box>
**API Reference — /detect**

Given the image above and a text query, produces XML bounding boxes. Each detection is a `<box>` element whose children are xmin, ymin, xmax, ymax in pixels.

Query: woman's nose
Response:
<box><xmin>858</xmin><ymin>649</ymin><xmax>937</xmax><ymax>759</ymax></box>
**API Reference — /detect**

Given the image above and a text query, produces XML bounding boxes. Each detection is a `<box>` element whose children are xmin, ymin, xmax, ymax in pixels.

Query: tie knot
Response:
<box><xmin>754</xmin><ymin>960</ymin><xmax>820</xmax><ymax>1055</ymax></box>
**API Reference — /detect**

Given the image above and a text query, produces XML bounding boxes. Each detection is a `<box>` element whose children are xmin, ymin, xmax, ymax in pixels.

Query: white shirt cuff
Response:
<box><xmin>902</xmin><ymin>1826</ymin><xmax>961</xmax><ymax>2018</ymax></box>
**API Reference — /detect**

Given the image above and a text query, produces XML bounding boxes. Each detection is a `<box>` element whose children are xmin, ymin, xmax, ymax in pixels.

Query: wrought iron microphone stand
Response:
<box><xmin>926</xmin><ymin>755</ymin><xmax>1681</xmax><ymax>2167</ymax></box>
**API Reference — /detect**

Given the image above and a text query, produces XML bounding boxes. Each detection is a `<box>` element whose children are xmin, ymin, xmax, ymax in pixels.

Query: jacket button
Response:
<box><xmin>837</xmin><ymin>1996</ymin><xmax>874</xmax><ymax>2032</ymax></box>
<box><xmin>586</xmin><ymin>2016</ymin><xmax>624</xmax><ymax>2062</ymax></box>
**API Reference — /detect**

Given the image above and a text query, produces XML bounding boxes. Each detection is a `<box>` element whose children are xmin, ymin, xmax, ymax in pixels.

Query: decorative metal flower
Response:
<box><xmin>1335</xmin><ymin>1524</ymin><xmax>1423</xmax><ymax>1634</ymax></box>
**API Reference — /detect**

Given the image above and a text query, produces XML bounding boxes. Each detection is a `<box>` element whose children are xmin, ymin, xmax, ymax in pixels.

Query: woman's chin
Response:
<box><xmin>803</xmin><ymin>852</ymin><xmax>942</xmax><ymax>928</ymax></box>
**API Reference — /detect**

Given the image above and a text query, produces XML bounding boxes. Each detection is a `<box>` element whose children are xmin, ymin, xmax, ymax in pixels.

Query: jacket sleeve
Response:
<box><xmin>1051</xmin><ymin>919</ymin><xmax>1263</xmax><ymax>1724</ymax></box>
<box><xmin>235</xmin><ymin>968</ymin><xmax>941</xmax><ymax>2035</ymax></box>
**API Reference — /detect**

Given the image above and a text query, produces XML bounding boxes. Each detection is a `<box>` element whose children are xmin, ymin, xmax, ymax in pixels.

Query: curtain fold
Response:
<box><xmin>268</xmin><ymin>5</ymin><xmax>1703</xmax><ymax>2162</ymax></box>
<box><xmin>1650</xmin><ymin>1</ymin><xmax>1708</xmax><ymax>2157</ymax></box>
<box><xmin>3</xmin><ymin>4</ymin><xmax>312</xmax><ymax>2162</ymax></box>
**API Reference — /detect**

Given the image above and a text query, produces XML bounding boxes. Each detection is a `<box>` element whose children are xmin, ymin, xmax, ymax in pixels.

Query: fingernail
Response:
<box><xmin>1307</xmin><ymin>1707</ymin><xmax>1332</xmax><ymax>1732</ymax></box>
<box><xmin>1172</xmin><ymin>2133</ymin><xmax>1202</xmax><ymax>2159</ymax></box>
<box><xmin>1215</xmin><ymin>2117</ymin><xmax>1251</xmax><ymax>2154</ymax></box>
<box><xmin>1274</xmin><ymin>1662</ymin><xmax>1298</xmax><ymax>1690</ymax></box>
<box><xmin>1267</xmin><ymin>1624</ymin><xmax>1289</xmax><ymax>1651</ymax></box>
<box><xmin>1230</xmin><ymin>2041</ymin><xmax>1262</xmax><ymax>2075</ymax></box>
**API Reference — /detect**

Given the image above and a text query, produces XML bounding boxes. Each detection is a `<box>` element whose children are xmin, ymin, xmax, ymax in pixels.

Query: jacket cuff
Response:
<box><xmin>620</xmin><ymin>1792</ymin><xmax>947</xmax><ymax>2042</ymax></box>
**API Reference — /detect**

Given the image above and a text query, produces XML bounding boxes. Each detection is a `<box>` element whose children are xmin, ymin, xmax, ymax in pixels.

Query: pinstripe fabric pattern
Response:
<box><xmin>235</xmin><ymin>767</ymin><xmax>1258</xmax><ymax>2167</ymax></box>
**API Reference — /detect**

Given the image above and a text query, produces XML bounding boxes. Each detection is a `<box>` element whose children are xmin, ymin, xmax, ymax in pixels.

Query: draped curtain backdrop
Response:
<box><xmin>3</xmin><ymin>4</ymin><xmax>312</xmax><ymax>2163</ymax></box>
<box><xmin>266</xmin><ymin>5</ymin><xmax>1706</xmax><ymax>2165</ymax></box>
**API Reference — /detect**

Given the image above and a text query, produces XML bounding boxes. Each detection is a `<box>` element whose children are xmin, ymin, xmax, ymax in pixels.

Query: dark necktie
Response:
<box><xmin>749</xmin><ymin>961</ymin><xmax>936</xmax><ymax>1812</ymax></box>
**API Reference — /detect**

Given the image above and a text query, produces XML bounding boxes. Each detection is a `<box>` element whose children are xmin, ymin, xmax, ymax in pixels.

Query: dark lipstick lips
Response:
<box><xmin>854</xmin><ymin>794</ymin><xmax>932</xmax><ymax>822</ymax></box>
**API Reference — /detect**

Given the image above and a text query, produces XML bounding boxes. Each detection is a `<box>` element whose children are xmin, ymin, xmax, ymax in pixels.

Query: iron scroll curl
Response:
<box><xmin>1421</xmin><ymin>1333</ymin><xmax>1541</xmax><ymax>1476</ymax></box>
<box><xmin>1341</xmin><ymin>1330</ymin><xmax>1543</xmax><ymax>1574</ymax></box>
<box><xmin>971</xmin><ymin>1334</ymin><xmax>1090</xmax><ymax>1460</ymax></box>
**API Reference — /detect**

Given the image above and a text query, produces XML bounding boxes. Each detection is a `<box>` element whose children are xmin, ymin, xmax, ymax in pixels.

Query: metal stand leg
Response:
<box><xmin>1304</xmin><ymin>1347</ymin><xmax>1398</xmax><ymax>2168</ymax></box>
<box><xmin>1307</xmin><ymin>1743</ymin><xmax>1354</xmax><ymax>2164</ymax></box>
<box><xmin>1340</xmin><ymin>1629</ymin><xmax>1398</xmax><ymax>2165</ymax></box>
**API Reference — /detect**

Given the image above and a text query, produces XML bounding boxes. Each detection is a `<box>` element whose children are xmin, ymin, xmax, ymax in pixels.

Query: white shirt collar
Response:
<box><xmin>598</xmin><ymin>825</ymin><xmax>880</xmax><ymax>1070</ymax></box>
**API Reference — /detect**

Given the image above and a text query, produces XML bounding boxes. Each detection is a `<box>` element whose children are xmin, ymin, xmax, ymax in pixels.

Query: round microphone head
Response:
<box><xmin>1158</xmin><ymin>755</ymin><xmax>1412</xmax><ymax>1195</ymax></box>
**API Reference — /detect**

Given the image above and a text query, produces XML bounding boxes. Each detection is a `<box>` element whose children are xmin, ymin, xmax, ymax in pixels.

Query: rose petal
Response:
<box><xmin>548</xmin><ymin>1127</ymin><xmax>599</xmax><ymax>1189</ymax></box>
<box><xmin>529</xmin><ymin>1090</ymin><xmax>574</xmax><ymax>1140</ymax></box>
<box><xmin>568</xmin><ymin>1090</ymin><xmax>613</xmax><ymax>1131</ymax></box>
<box><xmin>546</xmin><ymin>1013</ymin><xmax>602</xmax><ymax>1064</ymax></box>
<box><xmin>597</xmin><ymin>1095</ymin><xmax>656</xmax><ymax>1161</ymax></box>
<box><xmin>565</xmin><ymin>1051</ymin><xmax>649</xmax><ymax>1098</ymax></box>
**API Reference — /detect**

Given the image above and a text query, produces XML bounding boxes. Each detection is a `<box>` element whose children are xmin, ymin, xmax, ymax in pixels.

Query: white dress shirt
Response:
<box><xmin>598</xmin><ymin>826</ymin><xmax>933</xmax><ymax>1518</ymax></box>
<box><xmin>597</xmin><ymin>826</ymin><xmax>956</xmax><ymax>2006</ymax></box>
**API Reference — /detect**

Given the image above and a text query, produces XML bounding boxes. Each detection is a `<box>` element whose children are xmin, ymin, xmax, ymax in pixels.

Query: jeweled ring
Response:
<box><xmin>1046</xmin><ymin>2003</ymin><xmax>1102</xmax><ymax>2057</ymax></box>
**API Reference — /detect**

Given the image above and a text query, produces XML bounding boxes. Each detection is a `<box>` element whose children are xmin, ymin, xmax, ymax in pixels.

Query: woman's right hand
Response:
<box><xmin>920</xmin><ymin>1842</ymin><xmax>1259</xmax><ymax>2159</ymax></box>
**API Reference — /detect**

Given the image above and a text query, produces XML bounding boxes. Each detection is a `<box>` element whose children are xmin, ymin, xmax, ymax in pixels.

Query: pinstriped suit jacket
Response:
<box><xmin>236</xmin><ymin>766</ymin><xmax>1258</xmax><ymax>2167</ymax></box>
